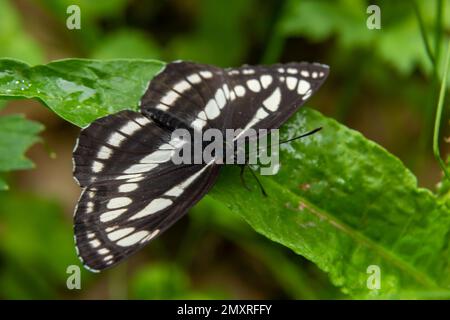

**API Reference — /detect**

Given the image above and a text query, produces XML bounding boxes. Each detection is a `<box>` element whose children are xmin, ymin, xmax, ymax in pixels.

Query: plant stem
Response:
<box><xmin>433</xmin><ymin>42</ymin><xmax>450</xmax><ymax>180</ymax></box>
<box><xmin>413</xmin><ymin>0</ymin><xmax>436</xmax><ymax>66</ymax></box>
<box><xmin>261</xmin><ymin>0</ymin><xmax>287</xmax><ymax>64</ymax></box>
<box><xmin>434</xmin><ymin>0</ymin><xmax>444</xmax><ymax>66</ymax></box>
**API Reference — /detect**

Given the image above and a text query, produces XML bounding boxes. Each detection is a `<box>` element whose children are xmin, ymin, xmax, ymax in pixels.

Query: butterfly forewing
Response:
<box><xmin>140</xmin><ymin>61</ymin><xmax>328</xmax><ymax>134</ymax></box>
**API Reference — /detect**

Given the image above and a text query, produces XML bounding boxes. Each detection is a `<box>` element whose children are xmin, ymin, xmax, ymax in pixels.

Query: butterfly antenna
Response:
<box><xmin>279</xmin><ymin>127</ymin><xmax>322</xmax><ymax>145</ymax></box>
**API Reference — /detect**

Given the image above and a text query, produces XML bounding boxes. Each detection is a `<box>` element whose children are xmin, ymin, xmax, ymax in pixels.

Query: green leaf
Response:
<box><xmin>0</xmin><ymin>114</ymin><xmax>43</xmax><ymax>190</ymax></box>
<box><xmin>0</xmin><ymin>58</ymin><xmax>165</xmax><ymax>127</ymax></box>
<box><xmin>209</xmin><ymin>108</ymin><xmax>450</xmax><ymax>299</ymax></box>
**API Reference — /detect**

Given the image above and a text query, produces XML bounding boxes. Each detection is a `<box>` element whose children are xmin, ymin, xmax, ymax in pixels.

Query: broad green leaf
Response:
<box><xmin>0</xmin><ymin>59</ymin><xmax>165</xmax><ymax>127</ymax></box>
<box><xmin>0</xmin><ymin>114</ymin><xmax>43</xmax><ymax>190</ymax></box>
<box><xmin>209</xmin><ymin>108</ymin><xmax>450</xmax><ymax>299</ymax></box>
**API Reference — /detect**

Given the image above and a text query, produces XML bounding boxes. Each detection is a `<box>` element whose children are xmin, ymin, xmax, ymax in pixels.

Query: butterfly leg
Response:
<box><xmin>239</xmin><ymin>165</ymin><xmax>252</xmax><ymax>191</ymax></box>
<box><xmin>247</xmin><ymin>165</ymin><xmax>268</xmax><ymax>197</ymax></box>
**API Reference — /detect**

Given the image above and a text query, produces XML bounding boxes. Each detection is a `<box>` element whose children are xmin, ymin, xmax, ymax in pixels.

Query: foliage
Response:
<box><xmin>1</xmin><ymin>57</ymin><xmax>449</xmax><ymax>298</ymax></box>
<box><xmin>0</xmin><ymin>115</ymin><xmax>43</xmax><ymax>190</ymax></box>
<box><xmin>0</xmin><ymin>59</ymin><xmax>164</xmax><ymax>127</ymax></box>
<box><xmin>1</xmin><ymin>0</ymin><xmax>450</xmax><ymax>300</ymax></box>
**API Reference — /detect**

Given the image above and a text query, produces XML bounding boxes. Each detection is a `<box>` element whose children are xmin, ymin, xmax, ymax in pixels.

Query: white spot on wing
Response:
<box><xmin>164</xmin><ymin>186</ymin><xmax>183</xmax><ymax>197</ymax></box>
<box><xmin>198</xmin><ymin>111</ymin><xmax>207</xmax><ymax>120</ymax></box>
<box><xmin>215</xmin><ymin>89</ymin><xmax>226</xmax><ymax>109</ymax></box>
<box><xmin>223</xmin><ymin>84</ymin><xmax>230</xmax><ymax>99</ymax></box>
<box><xmin>141</xmin><ymin>230</ymin><xmax>160</xmax><ymax>243</ymax></box>
<box><xmin>100</xmin><ymin>208</ymin><xmax>127</xmax><ymax>222</ymax></box>
<box><xmin>204</xmin><ymin>99</ymin><xmax>220</xmax><ymax>119</ymax></box>
<box><xmin>97</xmin><ymin>146</ymin><xmax>112</xmax><ymax>160</ymax></box>
<box><xmin>234</xmin><ymin>85</ymin><xmax>246</xmax><ymax>97</ymax></box>
<box><xmin>286</xmin><ymin>77</ymin><xmax>298</xmax><ymax>90</ymax></box>
<box><xmin>107</xmin><ymin>132</ymin><xmax>125</xmax><ymax>147</ymax></box>
<box><xmin>90</xmin><ymin>239</ymin><xmax>101</xmax><ymax>248</ymax></box>
<box><xmin>191</xmin><ymin>118</ymin><xmax>207</xmax><ymax>130</ymax></box>
<box><xmin>297</xmin><ymin>79</ymin><xmax>311</xmax><ymax>95</ymax></box>
<box><xmin>187</xmin><ymin>74</ymin><xmax>202</xmax><ymax>84</ymax></box>
<box><xmin>140</xmin><ymin>150</ymin><xmax>173</xmax><ymax>164</ymax></box>
<box><xmin>302</xmin><ymin>90</ymin><xmax>312</xmax><ymax>100</ymax></box>
<box><xmin>120</xmin><ymin>121</ymin><xmax>141</xmax><ymax>135</ymax></box>
<box><xmin>135</xmin><ymin>117</ymin><xmax>151</xmax><ymax>126</ymax></box>
<box><xmin>156</xmin><ymin>104</ymin><xmax>169</xmax><ymax>111</ymax></box>
<box><xmin>263</xmin><ymin>88</ymin><xmax>281</xmax><ymax>111</ymax></box>
<box><xmin>247</xmin><ymin>79</ymin><xmax>261</xmax><ymax>92</ymax></box>
<box><xmin>118</xmin><ymin>183</ymin><xmax>138</xmax><ymax>192</ymax></box>
<box><xmin>108</xmin><ymin>227</ymin><xmax>135</xmax><ymax>241</ymax></box>
<box><xmin>117</xmin><ymin>230</ymin><xmax>150</xmax><ymax>247</ymax></box>
<box><xmin>106</xmin><ymin>197</ymin><xmax>132</xmax><ymax>209</ymax></box>
<box><xmin>200</xmin><ymin>71</ymin><xmax>213</xmax><ymax>78</ymax></box>
<box><xmin>173</xmin><ymin>80</ymin><xmax>191</xmax><ymax>93</ymax></box>
<box><xmin>161</xmin><ymin>91</ymin><xmax>178</xmax><ymax>105</ymax></box>
<box><xmin>129</xmin><ymin>198</ymin><xmax>173</xmax><ymax>220</ymax></box>
<box><xmin>123</xmin><ymin>163</ymin><xmax>158</xmax><ymax>174</ymax></box>
<box><xmin>256</xmin><ymin>108</ymin><xmax>269</xmax><ymax>119</ymax></box>
<box><xmin>92</xmin><ymin>161</ymin><xmax>104</xmax><ymax>173</ymax></box>
<box><xmin>98</xmin><ymin>248</ymin><xmax>110</xmax><ymax>255</ymax></box>
<box><xmin>260</xmin><ymin>75</ymin><xmax>272</xmax><ymax>88</ymax></box>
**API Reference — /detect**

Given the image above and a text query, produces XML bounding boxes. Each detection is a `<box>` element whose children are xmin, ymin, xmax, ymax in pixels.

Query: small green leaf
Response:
<box><xmin>209</xmin><ymin>108</ymin><xmax>450</xmax><ymax>299</ymax></box>
<box><xmin>0</xmin><ymin>114</ymin><xmax>43</xmax><ymax>190</ymax></box>
<box><xmin>0</xmin><ymin>58</ymin><xmax>165</xmax><ymax>127</ymax></box>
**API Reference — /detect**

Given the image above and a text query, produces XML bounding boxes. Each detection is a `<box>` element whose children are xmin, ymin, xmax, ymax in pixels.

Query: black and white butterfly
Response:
<box><xmin>73</xmin><ymin>61</ymin><xmax>329</xmax><ymax>271</ymax></box>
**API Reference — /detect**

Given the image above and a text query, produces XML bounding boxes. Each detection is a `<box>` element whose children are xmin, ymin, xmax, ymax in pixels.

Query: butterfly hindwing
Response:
<box><xmin>73</xmin><ymin>110</ymin><xmax>219</xmax><ymax>271</ymax></box>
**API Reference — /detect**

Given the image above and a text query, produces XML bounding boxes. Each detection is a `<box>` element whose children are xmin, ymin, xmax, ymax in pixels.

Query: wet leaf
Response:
<box><xmin>0</xmin><ymin>59</ymin><xmax>164</xmax><ymax>127</ymax></box>
<box><xmin>209</xmin><ymin>108</ymin><xmax>450</xmax><ymax>298</ymax></box>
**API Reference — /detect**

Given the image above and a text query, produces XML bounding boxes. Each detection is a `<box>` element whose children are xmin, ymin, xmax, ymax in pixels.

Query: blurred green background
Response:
<box><xmin>0</xmin><ymin>0</ymin><xmax>449</xmax><ymax>299</ymax></box>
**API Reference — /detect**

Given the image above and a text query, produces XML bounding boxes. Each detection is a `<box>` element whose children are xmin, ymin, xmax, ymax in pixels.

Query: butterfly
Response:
<box><xmin>72</xmin><ymin>61</ymin><xmax>329</xmax><ymax>271</ymax></box>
